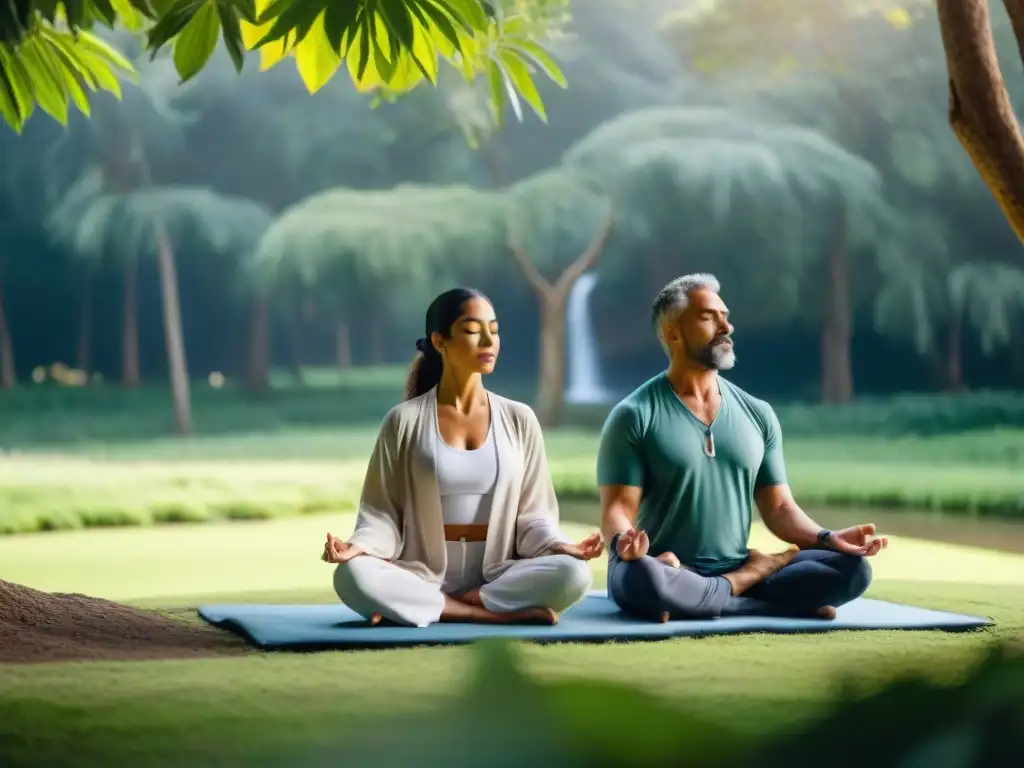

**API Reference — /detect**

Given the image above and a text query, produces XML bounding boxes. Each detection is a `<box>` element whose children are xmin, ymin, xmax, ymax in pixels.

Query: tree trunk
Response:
<box><xmin>369</xmin><ymin>323</ymin><xmax>385</xmax><ymax>365</ymax></box>
<box><xmin>245</xmin><ymin>296</ymin><xmax>270</xmax><ymax>392</ymax></box>
<box><xmin>283</xmin><ymin>313</ymin><xmax>305</xmax><ymax>384</ymax></box>
<box><xmin>536</xmin><ymin>296</ymin><xmax>568</xmax><ymax>427</ymax></box>
<box><xmin>819</xmin><ymin>214</ymin><xmax>853</xmax><ymax>403</ymax></box>
<box><xmin>154</xmin><ymin>223</ymin><xmax>191</xmax><ymax>435</ymax></box>
<box><xmin>506</xmin><ymin>209</ymin><xmax>614</xmax><ymax>427</ymax></box>
<box><xmin>121</xmin><ymin>255</ymin><xmax>140</xmax><ymax>387</ymax></box>
<box><xmin>0</xmin><ymin>277</ymin><xmax>15</xmax><ymax>390</ymax></box>
<box><xmin>334</xmin><ymin>318</ymin><xmax>351</xmax><ymax>368</ymax></box>
<box><xmin>937</xmin><ymin>0</ymin><xmax>1024</xmax><ymax>245</ymax></box>
<box><xmin>946</xmin><ymin>315</ymin><xmax>965</xmax><ymax>391</ymax></box>
<box><xmin>76</xmin><ymin>276</ymin><xmax>93</xmax><ymax>375</ymax></box>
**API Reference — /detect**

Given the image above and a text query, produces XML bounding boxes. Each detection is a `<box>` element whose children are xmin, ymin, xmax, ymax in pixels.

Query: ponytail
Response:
<box><xmin>404</xmin><ymin>339</ymin><xmax>444</xmax><ymax>401</ymax></box>
<box><xmin>403</xmin><ymin>286</ymin><xmax>488</xmax><ymax>402</ymax></box>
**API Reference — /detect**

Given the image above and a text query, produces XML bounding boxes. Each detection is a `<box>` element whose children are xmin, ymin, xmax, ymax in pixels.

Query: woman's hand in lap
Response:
<box><xmin>551</xmin><ymin>532</ymin><xmax>605</xmax><ymax>561</ymax></box>
<box><xmin>321</xmin><ymin>532</ymin><xmax>364</xmax><ymax>564</ymax></box>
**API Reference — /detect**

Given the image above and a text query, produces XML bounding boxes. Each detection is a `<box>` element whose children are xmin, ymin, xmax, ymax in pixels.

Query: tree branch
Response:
<box><xmin>1004</xmin><ymin>0</ymin><xmax>1024</xmax><ymax>66</ymax></box>
<box><xmin>937</xmin><ymin>0</ymin><xmax>1024</xmax><ymax>245</ymax></box>
<box><xmin>553</xmin><ymin>206</ymin><xmax>615</xmax><ymax>297</ymax></box>
<box><xmin>506</xmin><ymin>226</ymin><xmax>555</xmax><ymax>300</ymax></box>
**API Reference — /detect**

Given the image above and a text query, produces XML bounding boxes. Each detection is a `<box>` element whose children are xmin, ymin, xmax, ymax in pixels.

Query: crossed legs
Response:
<box><xmin>608</xmin><ymin>548</ymin><xmax>872</xmax><ymax>621</ymax></box>
<box><xmin>334</xmin><ymin>554</ymin><xmax>593</xmax><ymax>627</ymax></box>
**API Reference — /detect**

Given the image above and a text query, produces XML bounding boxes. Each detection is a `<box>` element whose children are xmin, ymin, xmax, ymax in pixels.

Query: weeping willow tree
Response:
<box><xmin>874</xmin><ymin>210</ymin><xmax>1024</xmax><ymax>390</ymax></box>
<box><xmin>662</xmin><ymin>0</ymin><xmax>1024</xmax><ymax>244</ymax></box>
<box><xmin>504</xmin><ymin>169</ymin><xmax>613</xmax><ymax>425</ymax></box>
<box><xmin>564</xmin><ymin>105</ymin><xmax>888</xmax><ymax>403</ymax></box>
<box><xmin>249</xmin><ymin>184</ymin><xmax>506</xmax><ymax>387</ymax></box>
<box><xmin>47</xmin><ymin>168</ymin><xmax>273</xmax><ymax>433</ymax></box>
<box><xmin>251</xmin><ymin>172</ymin><xmax>612</xmax><ymax>423</ymax></box>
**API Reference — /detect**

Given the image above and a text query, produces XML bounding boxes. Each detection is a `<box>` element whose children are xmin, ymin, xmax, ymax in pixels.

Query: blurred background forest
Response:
<box><xmin>0</xmin><ymin>0</ymin><xmax>1021</xmax><ymax>435</ymax></box>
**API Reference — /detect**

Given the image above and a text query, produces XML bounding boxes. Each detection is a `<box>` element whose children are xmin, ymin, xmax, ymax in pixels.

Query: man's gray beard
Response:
<box><xmin>687</xmin><ymin>342</ymin><xmax>736</xmax><ymax>371</ymax></box>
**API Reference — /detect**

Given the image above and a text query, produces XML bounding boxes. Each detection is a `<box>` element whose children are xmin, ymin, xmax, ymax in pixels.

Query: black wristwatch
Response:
<box><xmin>817</xmin><ymin>528</ymin><xmax>834</xmax><ymax>549</ymax></box>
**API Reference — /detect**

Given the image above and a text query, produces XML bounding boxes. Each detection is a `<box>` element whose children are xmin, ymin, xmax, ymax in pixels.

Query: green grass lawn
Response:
<box><xmin>2</xmin><ymin>426</ymin><xmax>1023</xmax><ymax>534</ymax></box>
<box><xmin>2</xmin><ymin>371</ymin><xmax>1022</xmax><ymax>534</ymax></box>
<box><xmin>1</xmin><ymin>514</ymin><xmax>1022</xmax><ymax>767</ymax></box>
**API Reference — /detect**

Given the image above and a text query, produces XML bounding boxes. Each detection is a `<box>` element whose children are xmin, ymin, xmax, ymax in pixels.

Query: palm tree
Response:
<box><xmin>37</xmin><ymin>36</ymin><xmax>200</xmax><ymax>390</ymax></box>
<box><xmin>46</xmin><ymin>168</ymin><xmax>272</xmax><ymax>433</ymax></box>
<box><xmin>563</xmin><ymin>105</ymin><xmax>889</xmax><ymax>402</ymax></box>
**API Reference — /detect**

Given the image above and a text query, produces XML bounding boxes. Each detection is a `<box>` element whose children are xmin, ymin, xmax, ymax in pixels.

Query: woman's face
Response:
<box><xmin>432</xmin><ymin>298</ymin><xmax>500</xmax><ymax>377</ymax></box>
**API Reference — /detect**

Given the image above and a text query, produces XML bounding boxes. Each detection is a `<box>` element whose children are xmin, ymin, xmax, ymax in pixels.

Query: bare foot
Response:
<box><xmin>723</xmin><ymin>546</ymin><xmax>800</xmax><ymax>596</ymax></box>
<box><xmin>659</xmin><ymin>611</ymin><xmax>670</xmax><ymax>623</ymax></box>
<box><xmin>504</xmin><ymin>607</ymin><xmax>559</xmax><ymax>625</ymax></box>
<box><xmin>457</xmin><ymin>588</ymin><xmax>484</xmax><ymax>607</ymax></box>
<box><xmin>815</xmin><ymin>606</ymin><xmax>837</xmax><ymax>620</ymax></box>
<box><xmin>369</xmin><ymin>612</ymin><xmax>383</xmax><ymax>626</ymax></box>
<box><xmin>440</xmin><ymin>596</ymin><xmax>558</xmax><ymax>625</ymax></box>
<box><xmin>748</xmin><ymin>546</ymin><xmax>800</xmax><ymax>578</ymax></box>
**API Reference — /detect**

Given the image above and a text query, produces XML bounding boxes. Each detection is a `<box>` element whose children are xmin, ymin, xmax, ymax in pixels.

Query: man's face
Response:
<box><xmin>664</xmin><ymin>289</ymin><xmax>735</xmax><ymax>370</ymax></box>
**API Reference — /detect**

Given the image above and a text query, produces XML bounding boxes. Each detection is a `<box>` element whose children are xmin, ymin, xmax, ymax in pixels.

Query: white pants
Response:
<box><xmin>333</xmin><ymin>542</ymin><xmax>592</xmax><ymax>627</ymax></box>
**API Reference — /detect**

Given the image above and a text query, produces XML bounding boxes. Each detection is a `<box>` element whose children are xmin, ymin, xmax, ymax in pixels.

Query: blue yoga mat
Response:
<box><xmin>197</xmin><ymin>590</ymin><xmax>992</xmax><ymax>650</ymax></box>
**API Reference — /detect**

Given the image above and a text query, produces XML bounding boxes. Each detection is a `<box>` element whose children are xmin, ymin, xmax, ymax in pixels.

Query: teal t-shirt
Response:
<box><xmin>596</xmin><ymin>373</ymin><xmax>788</xmax><ymax>576</ymax></box>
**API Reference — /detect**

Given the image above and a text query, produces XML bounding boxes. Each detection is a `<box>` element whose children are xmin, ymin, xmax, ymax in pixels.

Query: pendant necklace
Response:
<box><xmin>704</xmin><ymin>426</ymin><xmax>716</xmax><ymax>458</ymax></box>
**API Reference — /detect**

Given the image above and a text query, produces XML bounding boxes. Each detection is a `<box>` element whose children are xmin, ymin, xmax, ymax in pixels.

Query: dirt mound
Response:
<box><xmin>0</xmin><ymin>580</ymin><xmax>248</xmax><ymax>663</ymax></box>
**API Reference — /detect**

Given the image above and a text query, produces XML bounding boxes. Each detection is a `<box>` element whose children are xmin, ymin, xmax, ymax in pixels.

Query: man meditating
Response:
<box><xmin>597</xmin><ymin>274</ymin><xmax>887</xmax><ymax>622</ymax></box>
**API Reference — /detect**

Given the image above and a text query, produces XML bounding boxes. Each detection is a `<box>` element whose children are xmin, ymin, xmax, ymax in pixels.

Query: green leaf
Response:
<box><xmin>111</xmin><ymin>0</ymin><xmax>145</xmax><ymax>29</ymax></box>
<box><xmin>440</xmin><ymin>0</ymin><xmax>488</xmax><ymax>31</ymax></box>
<box><xmin>218</xmin><ymin>0</ymin><xmax>248</xmax><ymax>72</ymax></box>
<box><xmin>73</xmin><ymin>32</ymin><xmax>138</xmax><ymax>96</ymax></box>
<box><xmin>174</xmin><ymin>1</ymin><xmax>223</xmax><ymax>82</ymax></box>
<box><xmin>18</xmin><ymin>38</ymin><xmax>69</xmax><ymax>124</ymax></box>
<box><xmin>505</xmin><ymin>39</ymin><xmax>565</xmax><ymax>87</ymax></box>
<box><xmin>370</xmin><ymin>14</ymin><xmax>399</xmax><ymax>84</ymax></box>
<box><xmin>254</xmin><ymin>0</ymin><xmax>295</xmax><ymax>25</ymax></box>
<box><xmin>146</xmin><ymin>0</ymin><xmax>207</xmax><ymax>53</ymax></box>
<box><xmin>255</xmin><ymin>0</ymin><xmax>325</xmax><ymax>47</ymax></box>
<box><xmin>376</xmin><ymin>0</ymin><xmax>435</xmax><ymax>83</ymax></box>
<box><xmin>294</xmin><ymin>11</ymin><xmax>341</xmax><ymax>93</ymax></box>
<box><xmin>63</xmin><ymin>0</ymin><xmax>89</xmax><ymax>27</ymax></box>
<box><xmin>322</xmin><ymin>0</ymin><xmax>360</xmax><ymax>50</ymax></box>
<box><xmin>90</xmin><ymin>0</ymin><xmax>118</xmax><ymax>25</ymax></box>
<box><xmin>355</xmin><ymin>9</ymin><xmax>372</xmax><ymax>79</ymax></box>
<box><xmin>0</xmin><ymin>47</ymin><xmax>36</xmax><ymax>131</ymax></box>
<box><xmin>227</xmin><ymin>0</ymin><xmax>257</xmax><ymax>23</ymax></box>
<box><xmin>498</xmin><ymin>49</ymin><xmax>544</xmax><ymax>120</ymax></box>
<box><xmin>486</xmin><ymin>57</ymin><xmax>508</xmax><ymax>125</ymax></box>
<box><xmin>410</xmin><ymin>0</ymin><xmax>463</xmax><ymax>56</ymax></box>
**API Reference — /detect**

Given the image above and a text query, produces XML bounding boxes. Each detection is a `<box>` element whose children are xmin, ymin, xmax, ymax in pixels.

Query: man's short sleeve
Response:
<box><xmin>755</xmin><ymin>405</ymin><xmax>788</xmax><ymax>490</ymax></box>
<box><xmin>596</xmin><ymin>402</ymin><xmax>646</xmax><ymax>488</ymax></box>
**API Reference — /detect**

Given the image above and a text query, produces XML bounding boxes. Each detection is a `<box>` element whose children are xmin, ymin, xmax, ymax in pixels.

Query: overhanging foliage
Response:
<box><xmin>0</xmin><ymin>0</ymin><xmax>570</xmax><ymax>134</ymax></box>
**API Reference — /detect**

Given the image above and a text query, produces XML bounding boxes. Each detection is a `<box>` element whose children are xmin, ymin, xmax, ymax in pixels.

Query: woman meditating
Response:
<box><xmin>322</xmin><ymin>287</ymin><xmax>602</xmax><ymax>627</ymax></box>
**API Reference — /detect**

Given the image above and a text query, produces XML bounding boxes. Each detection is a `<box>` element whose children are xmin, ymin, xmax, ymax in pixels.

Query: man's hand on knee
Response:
<box><xmin>615</xmin><ymin>529</ymin><xmax>650</xmax><ymax>562</ymax></box>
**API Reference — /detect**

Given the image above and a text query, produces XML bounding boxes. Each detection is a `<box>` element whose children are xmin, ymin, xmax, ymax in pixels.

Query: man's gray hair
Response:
<box><xmin>651</xmin><ymin>273</ymin><xmax>721</xmax><ymax>346</ymax></box>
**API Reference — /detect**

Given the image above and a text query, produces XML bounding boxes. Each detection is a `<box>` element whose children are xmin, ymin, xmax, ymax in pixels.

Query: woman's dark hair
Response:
<box><xmin>404</xmin><ymin>287</ymin><xmax>490</xmax><ymax>400</ymax></box>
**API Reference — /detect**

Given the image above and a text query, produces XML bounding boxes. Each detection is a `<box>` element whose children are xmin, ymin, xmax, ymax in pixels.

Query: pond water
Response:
<box><xmin>559</xmin><ymin>501</ymin><xmax>1024</xmax><ymax>555</ymax></box>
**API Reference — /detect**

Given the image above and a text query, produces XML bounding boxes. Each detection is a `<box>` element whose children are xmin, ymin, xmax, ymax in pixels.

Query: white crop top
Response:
<box><xmin>436</xmin><ymin>422</ymin><xmax>498</xmax><ymax>526</ymax></box>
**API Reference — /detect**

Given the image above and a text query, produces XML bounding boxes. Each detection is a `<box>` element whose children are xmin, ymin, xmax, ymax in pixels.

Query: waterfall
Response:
<box><xmin>564</xmin><ymin>272</ymin><xmax>613</xmax><ymax>404</ymax></box>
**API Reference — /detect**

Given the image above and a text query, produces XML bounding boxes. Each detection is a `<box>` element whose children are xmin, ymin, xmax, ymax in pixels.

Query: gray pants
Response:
<box><xmin>608</xmin><ymin>547</ymin><xmax>872</xmax><ymax>620</ymax></box>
